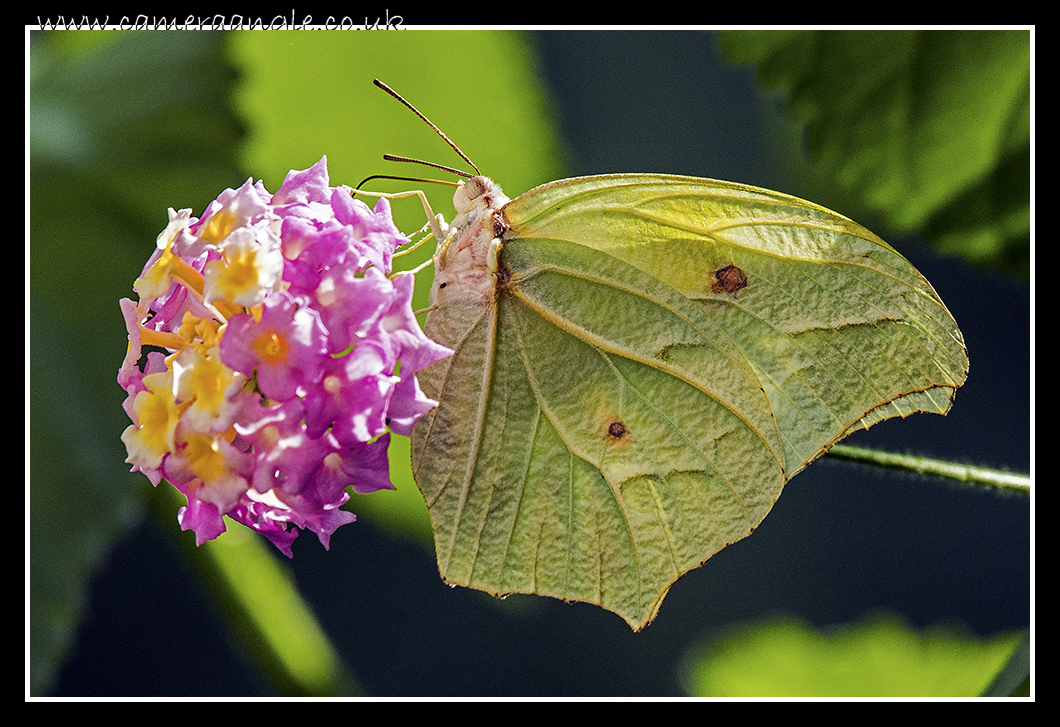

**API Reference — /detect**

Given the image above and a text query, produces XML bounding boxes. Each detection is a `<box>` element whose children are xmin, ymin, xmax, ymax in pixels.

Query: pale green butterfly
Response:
<box><xmin>367</xmin><ymin>81</ymin><xmax>968</xmax><ymax>631</ymax></box>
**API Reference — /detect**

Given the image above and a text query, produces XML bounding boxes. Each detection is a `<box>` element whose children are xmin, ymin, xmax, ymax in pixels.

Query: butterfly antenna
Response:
<box><xmin>374</xmin><ymin>79</ymin><xmax>481</xmax><ymax>176</ymax></box>
<box><xmin>355</xmin><ymin>174</ymin><xmax>460</xmax><ymax>191</ymax></box>
<box><xmin>383</xmin><ymin>154</ymin><xmax>473</xmax><ymax>180</ymax></box>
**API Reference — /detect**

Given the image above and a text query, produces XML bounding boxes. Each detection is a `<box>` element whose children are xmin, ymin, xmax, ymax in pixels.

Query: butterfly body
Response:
<box><xmin>429</xmin><ymin>176</ymin><xmax>509</xmax><ymax>308</ymax></box>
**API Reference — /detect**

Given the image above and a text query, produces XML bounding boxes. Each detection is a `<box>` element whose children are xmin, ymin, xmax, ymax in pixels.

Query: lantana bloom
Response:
<box><xmin>118</xmin><ymin>157</ymin><xmax>452</xmax><ymax>556</ymax></box>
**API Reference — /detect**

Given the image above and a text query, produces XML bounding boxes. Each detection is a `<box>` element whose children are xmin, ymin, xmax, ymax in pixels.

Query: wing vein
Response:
<box><xmin>444</xmin><ymin>303</ymin><xmax>500</xmax><ymax>578</ymax></box>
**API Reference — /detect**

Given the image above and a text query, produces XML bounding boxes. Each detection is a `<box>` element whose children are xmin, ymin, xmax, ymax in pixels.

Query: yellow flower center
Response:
<box><xmin>254</xmin><ymin>330</ymin><xmax>288</xmax><ymax>365</ymax></box>
<box><xmin>199</xmin><ymin>210</ymin><xmax>238</xmax><ymax>243</ymax></box>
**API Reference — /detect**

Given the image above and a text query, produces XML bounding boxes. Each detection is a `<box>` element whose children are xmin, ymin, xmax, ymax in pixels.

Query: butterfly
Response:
<box><xmin>367</xmin><ymin>81</ymin><xmax>968</xmax><ymax>630</ymax></box>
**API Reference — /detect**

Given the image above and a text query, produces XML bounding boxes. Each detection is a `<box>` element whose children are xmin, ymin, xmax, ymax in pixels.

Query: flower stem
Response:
<box><xmin>151</xmin><ymin>483</ymin><xmax>362</xmax><ymax>696</ymax></box>
<box><xmin>825</xmin><ymin>444</ymin><xmax>1030</xmax><ymax>494</ymax></box>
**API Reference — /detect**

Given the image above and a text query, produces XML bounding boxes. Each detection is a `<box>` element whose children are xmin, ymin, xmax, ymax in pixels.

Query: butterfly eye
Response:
<box><xmin>464</xmin><ymin>176</ymin><xmax>487</xmax><ymax>200</ymax></box>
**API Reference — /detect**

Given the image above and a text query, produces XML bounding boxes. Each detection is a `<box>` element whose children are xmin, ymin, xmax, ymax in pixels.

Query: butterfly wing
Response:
<box><xmin>411</xmin><ymin>174</ymin><xmax>968</xmax><ymax>630</ymax></box>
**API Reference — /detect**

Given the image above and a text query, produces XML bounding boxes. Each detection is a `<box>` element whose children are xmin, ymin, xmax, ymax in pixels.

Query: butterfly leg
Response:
<box><xmin>351</xmin><ymin>187</ymin><xmax>449</xmax><ymax>241</ymax></box>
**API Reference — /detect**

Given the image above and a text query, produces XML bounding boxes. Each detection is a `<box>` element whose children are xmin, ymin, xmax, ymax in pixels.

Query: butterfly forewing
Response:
<box><xmin>502</xmin><ymin>175</ymin><xmax>968</xmax><ymax>475</ymax></box>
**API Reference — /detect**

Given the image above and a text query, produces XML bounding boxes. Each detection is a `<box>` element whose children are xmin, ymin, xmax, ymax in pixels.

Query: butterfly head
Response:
<box><xmin>453</xmin><ymin>175</ymin><xmax>510</xmax><ymax>216</ymax></box>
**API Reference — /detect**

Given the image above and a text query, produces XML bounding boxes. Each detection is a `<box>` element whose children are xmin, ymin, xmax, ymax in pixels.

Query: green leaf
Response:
<box><xmin>29</xmin><ymin>299</ymin><xmax>139</xmax><ymax>697</ymax></box>
<box><xmin>29</xmin><ymin>29</ymin><xmax>245</xmax><ymax>696</ymax></box>
<box><xmin>719</xmin><ymin>29</ymin><xmax>1030</xmax><ymax>278</ymax></box>
<box><xmin>683</xmin><ymin>614</ymin><xmax>1024</xmax><ymax>697</ymax></box>
<box><xmin>411</xmin><ymin>173</ymin><xmax>967</xmax><ymax>630</ymax></box>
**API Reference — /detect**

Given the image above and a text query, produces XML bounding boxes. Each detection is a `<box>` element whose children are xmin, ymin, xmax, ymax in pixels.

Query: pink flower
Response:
<box><xmin>117</xmin><ymin>157</ymin><xmax>452</xmax><ymax>555</ymax></box>
<box><xmin>221</xmin><ymin>291</ymin><xmax>329</xmax><ymax>403</ymax></box>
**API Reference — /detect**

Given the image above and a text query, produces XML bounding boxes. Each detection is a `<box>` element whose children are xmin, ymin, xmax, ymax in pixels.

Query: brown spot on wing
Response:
<box><xmin>711</xmin><ymin>264</ymin><xmax>748</xmax><ymax>295</ymax></box>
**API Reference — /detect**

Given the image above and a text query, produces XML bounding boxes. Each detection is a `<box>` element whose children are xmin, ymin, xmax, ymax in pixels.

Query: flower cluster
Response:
<box><xmin>118</xmin><ymin>157</ymin><xmax>451</xmax><ymax>556</ymax></box>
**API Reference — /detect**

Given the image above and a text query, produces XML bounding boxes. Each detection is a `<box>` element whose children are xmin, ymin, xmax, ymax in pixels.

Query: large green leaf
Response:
<box><xmin>411</xmin><ymin>173</ymin><xmax>967</xmax><ymax>630</ymax></box>
<box><xmin>29</xmin><ymin>30</ymin><xmax>244</xmax><ymax>696</ymax></box>
<box><xmin>719</xmin><ymin>29</ymin><xmax>1030</xmax><ymax>278</ymax></box>
<box><xmin>683</xmin><ymin>614</ymin><xmax>1024</xmax><ymax>697</ymax></box>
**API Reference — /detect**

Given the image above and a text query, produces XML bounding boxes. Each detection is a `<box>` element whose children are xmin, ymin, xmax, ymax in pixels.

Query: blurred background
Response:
<box><xmin>29</xmin><ymin>29</ymin><xmax>1030</xmax><ymax>697</ymax></box>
